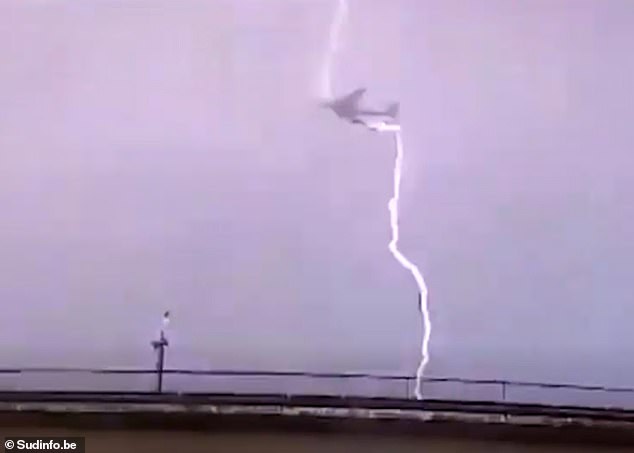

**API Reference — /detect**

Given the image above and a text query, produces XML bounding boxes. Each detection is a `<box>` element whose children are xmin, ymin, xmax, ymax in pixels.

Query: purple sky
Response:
<box><xmin>1</xmin><ymin>0</ymin><xmax>634</xmax><ymax>397</ymax></box>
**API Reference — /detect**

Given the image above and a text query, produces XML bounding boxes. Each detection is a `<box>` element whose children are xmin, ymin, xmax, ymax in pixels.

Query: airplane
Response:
<box><xmin>322</xmin><ymin>88</ymin><xmax>400</xmax><ymax>131</ymax></box>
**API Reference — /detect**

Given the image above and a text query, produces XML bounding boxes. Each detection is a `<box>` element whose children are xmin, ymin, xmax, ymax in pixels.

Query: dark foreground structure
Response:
<box><xmin>2</xmin><ymin>391</ymin><xmax>634</xmax><ymax>452</ymax></box>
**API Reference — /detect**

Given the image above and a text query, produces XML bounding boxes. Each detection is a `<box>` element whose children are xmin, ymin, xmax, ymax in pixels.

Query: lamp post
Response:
<box><xmin>151</xmin><ymin>311</ymin><xmax>170</xmax><ymax>393</ymax></box>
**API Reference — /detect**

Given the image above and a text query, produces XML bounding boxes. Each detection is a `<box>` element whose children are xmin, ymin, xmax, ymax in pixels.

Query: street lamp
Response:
<box><xmin>151</xmin><ymin>310</ymin><xmax>170</xmax><ymax>393</ymax></box>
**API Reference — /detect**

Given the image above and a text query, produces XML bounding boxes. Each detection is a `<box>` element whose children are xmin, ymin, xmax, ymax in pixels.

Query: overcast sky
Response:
<box><xmin>1</xmin><ymin>0</ymin><xmax>633</xmax><ymax>398</ymax></box>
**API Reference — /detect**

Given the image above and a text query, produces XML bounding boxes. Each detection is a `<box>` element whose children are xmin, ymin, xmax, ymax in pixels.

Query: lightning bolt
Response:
<box><xmin>387</xmin><ymin>128</ymin><xmax>431</xmax><ymax>400</ymax></box>
<box><xmin>319</xmin><ymin>0</ymin><xmax>349</xmax><ymax>100</ymax></box>
<box><xmin>318</xmin><ymin>0</ymin><xmax>431</xmax><ymax>399</ymax></box>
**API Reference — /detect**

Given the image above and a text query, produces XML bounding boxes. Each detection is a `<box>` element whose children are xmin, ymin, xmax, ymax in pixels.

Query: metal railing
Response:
<box><xmin>1</xmin><ymin>367</ymin><xmax>633</xmax><ymax>409</ymax></box>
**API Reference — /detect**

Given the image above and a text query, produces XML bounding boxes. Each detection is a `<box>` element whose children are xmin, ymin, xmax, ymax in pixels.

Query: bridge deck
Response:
<box><xmin>1</xmin><ymin>391</ymin><xmax>634</xmax><ymax>446</ymax></box>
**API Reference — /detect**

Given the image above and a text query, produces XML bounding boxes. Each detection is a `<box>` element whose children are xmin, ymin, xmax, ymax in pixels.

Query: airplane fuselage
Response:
<box><xmin>357</xmin><ymin>109</ymin><xmax>392</xmax><ymax>116</ymax></box>
<box><xmin>323</xmin><ymin>88</ymin><xmax>400</xmax><ymax>131</ymax></box>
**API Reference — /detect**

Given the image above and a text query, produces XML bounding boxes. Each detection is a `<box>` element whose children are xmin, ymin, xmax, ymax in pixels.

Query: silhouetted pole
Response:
<box><xmin>151</xmin><ymin>311</ymin><xmax>170</xmax><ymax>393</ymax></box>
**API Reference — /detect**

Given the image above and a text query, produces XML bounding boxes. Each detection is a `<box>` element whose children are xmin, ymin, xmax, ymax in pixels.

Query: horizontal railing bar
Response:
<box><xmin>1</xmin><ymin>367</ymin><xmax>633</xmax><ymax>394</ymax></box>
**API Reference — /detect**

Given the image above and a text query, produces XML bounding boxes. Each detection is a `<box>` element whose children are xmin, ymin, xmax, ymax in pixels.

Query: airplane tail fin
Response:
<box><xmin>386</xmin><ymin>102</ymin><xmax>400</xmax><ymax>118</ymax></box>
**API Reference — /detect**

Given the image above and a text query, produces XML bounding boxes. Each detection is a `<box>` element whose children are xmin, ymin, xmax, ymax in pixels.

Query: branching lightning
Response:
<box><xmin>387</xmin><ymin>129</ymin><xmax>431</xmax><ymax>400</ymax></box>
<box><xmin>320</xmin><ymin>0</ymin><xmax>349</xmax><ymax>100</ymax></box>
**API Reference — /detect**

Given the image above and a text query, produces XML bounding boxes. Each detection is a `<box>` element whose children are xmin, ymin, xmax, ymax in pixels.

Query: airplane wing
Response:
<box><xmin>327</xmin><ymin>88</ymin><xmax>367</xmax><ymax>118</ymax></box>
<box><xmin>351</xmin><ymin>117</ymin><xmax>401</xmax><ymax>132</ymax></box>
<box><xmin>341</xmin><ymin>88</ymin><xmax>367</xmax><ymax>108</ymax></box>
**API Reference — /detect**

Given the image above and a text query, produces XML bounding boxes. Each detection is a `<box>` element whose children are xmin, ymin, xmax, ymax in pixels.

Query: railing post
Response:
<box><xmin>501</xmin><ymin>382</ymin><xmax>506</xmax><ymax>402</ymax></box>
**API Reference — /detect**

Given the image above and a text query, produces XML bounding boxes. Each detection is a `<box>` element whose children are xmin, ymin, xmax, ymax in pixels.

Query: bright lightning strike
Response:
<box><xmin>319</xmin><ymin>0</ymin><xmax>348</xmax><ymax>100</ymax></box>
<box><xmin>387</xmin><ymin>129</ymin><xmax>431</xmax><ymax>400</ymax></box>
<box><xmin>318</xmin><ymin>0</ymin><xmax>431</xmax><ymax>400</ymax></box>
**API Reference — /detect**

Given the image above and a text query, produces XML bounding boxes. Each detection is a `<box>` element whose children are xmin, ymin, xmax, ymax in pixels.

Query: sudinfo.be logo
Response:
<box><xmin>4</xmin><ymin>438</ymin><xmax>84</xmax><ymax>453</ymax></box>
